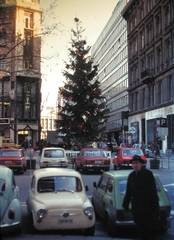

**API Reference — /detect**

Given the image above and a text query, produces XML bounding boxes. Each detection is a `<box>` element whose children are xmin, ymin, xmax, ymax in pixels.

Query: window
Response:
<box><xmin>156</xmin><ymin>46</ymin><xmax>162</xmax><ymax>72</ymax></box>
<box><xmin>165</xmin><ymin>38</ymin><xmax>171</xmax><ymax>63</ymax></box>
<box><xmin>158</xmin><ymin>81</ymin><xmax>162</xmax><ymax>104</ymax></box>
<box><xmin>168</xmin><ymin>76</ymin><xmax>172</xmax><ymax>100</ymax></box>
<box><xmin>0</xmin><ymin>27</ymin><xmax>6</xmax><ymax>46</ymax></box>
<box><xmin>107</xmin><ymin>178</ymin><xmax>113</xmax><ymax>195</ymax></box>
<box><xmin>155</xmin><ymin>14</ymin><xmax>161</xmax><ymax>36</ymax></box>
<box><xmin>98</xmin><ymin>175</ymin><xmax>108</xmax><ymax>192</ymax></box>
<box><xmin>24</xmin><ymin>12</ymin><xmax>33</xmax><ymax>29</ymax></box>
<box><xmin>165</xmin><ymin>4</ymin><xmax>170</xmax><ymax>26</ymax></box>
<box><xmin>140</xmin><ymin>31</ymin><xmax>145</xmax><ymax>49</ymax></box>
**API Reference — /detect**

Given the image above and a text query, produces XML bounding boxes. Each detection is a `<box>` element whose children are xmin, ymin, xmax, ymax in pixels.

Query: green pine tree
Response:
<box><xmin>55</xmin><ymin>18</ymin><xmax>109</xmax><ymax>148</ymax></box>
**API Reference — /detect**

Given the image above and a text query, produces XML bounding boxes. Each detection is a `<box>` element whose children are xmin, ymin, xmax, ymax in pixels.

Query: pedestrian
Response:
<box><xmin>140</xmin><ymin>141</ymin><xmax>146</xmax><ymax>155</ymax></box>
<box><xmin>122</xmin><ymin>155</ymin><xmax>159</xmax><ymax>240</ymax></box>
<box><xmin>154</xmin><ymin>141</ymin><xmax>161</xmax><ymax>159</ymax></box>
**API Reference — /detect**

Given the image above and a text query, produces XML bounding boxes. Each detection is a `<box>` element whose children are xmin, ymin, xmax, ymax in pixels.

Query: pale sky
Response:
<box><xmin>40</xmin><ymin>0</ymin><xmax>117</xmax><ymax>108</ymax></box>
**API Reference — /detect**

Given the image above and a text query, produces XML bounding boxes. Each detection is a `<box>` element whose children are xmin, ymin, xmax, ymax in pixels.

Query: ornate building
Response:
<box><xmin>0</xmin><ymin>0</ymin><xmax>42</xmax><ymax>146</ymax></box>
<box><xmin>122</xmin><ymin>0</ymin><xmax>174</xmax><ymax>151</ymax></box>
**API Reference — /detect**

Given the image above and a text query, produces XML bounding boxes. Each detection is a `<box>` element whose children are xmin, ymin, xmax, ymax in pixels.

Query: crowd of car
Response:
<box><xmin>0</xmin><ymin>145</ymin><xmax>172</xmax><ymax>237</ymax></box>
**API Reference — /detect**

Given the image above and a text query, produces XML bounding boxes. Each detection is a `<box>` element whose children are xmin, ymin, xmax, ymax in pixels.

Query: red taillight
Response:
<box><xmin>8</xmin><ymin>208</ymin><xmax>15</xmax><ymax>219</ymax></box>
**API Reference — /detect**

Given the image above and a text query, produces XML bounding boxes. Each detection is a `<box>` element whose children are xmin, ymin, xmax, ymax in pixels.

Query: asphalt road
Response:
<box><xmin>2</xmin><ymin>150</ymin><xmax>174</xmax><ymax>240</ymax></box>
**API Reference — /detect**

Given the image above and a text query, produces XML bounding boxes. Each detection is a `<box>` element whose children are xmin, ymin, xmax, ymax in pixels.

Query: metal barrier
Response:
<box><xmin>65</xmin><ymin>150</ymin><xmax>80</xmax><ymax>164</ymax></box>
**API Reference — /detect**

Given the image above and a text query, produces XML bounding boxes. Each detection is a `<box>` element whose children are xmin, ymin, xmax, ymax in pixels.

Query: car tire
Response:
<box><xmin>20</xmin><ymin>165</ymin><xmax>24</xmax><ymax>174</ymax></box>
<box><xmin>84</xmin><ymin>224</ymin><xmax>95</xmax><ymax>236</ymax></box>
<box><xmin>106</xmin><ymin>213</ymin><xmax>115</xmax><ymax>237</ymax></box>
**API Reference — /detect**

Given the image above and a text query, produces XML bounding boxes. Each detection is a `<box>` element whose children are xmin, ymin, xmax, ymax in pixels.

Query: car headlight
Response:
<box><xmin>37</xmin><ymin>208</ymin><xmax>47</xmax><ymax>220</ymax></box>
<box><xmin>84</xmin><ymin>206</ymin><xmax>94</xmax><ymax>217</ymax></box>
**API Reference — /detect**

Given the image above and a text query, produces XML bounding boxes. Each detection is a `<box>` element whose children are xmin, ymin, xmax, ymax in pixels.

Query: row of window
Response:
<box><xmin>130</xmin><ymin>76</ymin><xmax>173</xmax><ymax>111</ymax></box>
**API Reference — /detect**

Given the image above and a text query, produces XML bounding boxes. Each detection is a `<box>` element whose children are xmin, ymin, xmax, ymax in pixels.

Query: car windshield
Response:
<box><xmin>44</xmin><ymin>149</ymin><xmax>64</xmax><ymax>158</ymax></box>
<box><xmin>37</xmin><ymin>176</ymin><xmax>82</xmax><ymax>193</ymax></box>
<box><xmin>0</xmin><ymin>179</ymin><xmax>6</xmax><ymax>192</ymax></box>
<box><xmin>0</xmin><ymin>150</ymin><xmax>21</xmax><ymax>157</ymax></box>
<box><xmin>84</xmin><ymin>150</ymin><xmax>106</xmax><ymax>157</ymax></box>
<box><xmin>122</xmin><ymin>149</ymin><xmax>143</xmax><ymax>156</ymax></box>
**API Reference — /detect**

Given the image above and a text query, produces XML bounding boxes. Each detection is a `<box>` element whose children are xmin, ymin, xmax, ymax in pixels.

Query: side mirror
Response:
<box><xmin>93</xmin><ymin>182</ymin><xmax>97</xmax><ymax>188</ymax></box>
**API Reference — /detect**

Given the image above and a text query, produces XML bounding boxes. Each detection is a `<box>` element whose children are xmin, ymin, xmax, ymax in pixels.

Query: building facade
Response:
<box><xmin>0</xmin><ymin>0</ymin><xmax>42</xmax><ymax>146</ymax></box>
<box><xmin>91</xmin><ymin>0</ymin><xmax>129</xmax><ymax>145</ymax></box>
<box><xmin>122</xmin><ymin>0</ymin><xmax>174</xmax><ymax>152</ymax></box>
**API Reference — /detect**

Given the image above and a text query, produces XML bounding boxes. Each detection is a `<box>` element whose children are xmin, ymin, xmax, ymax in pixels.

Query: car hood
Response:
<box><xmin>0</xmin><ymin>196</ymin><xmax>8</xmax><ymax>220</ymax></box>
<box><xmin>34</xmin><ymin>192</ymin><xmax>88</xmax><ymax>209</ymax></box>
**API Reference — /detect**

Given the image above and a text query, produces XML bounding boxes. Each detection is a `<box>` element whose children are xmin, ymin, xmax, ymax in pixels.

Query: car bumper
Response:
<box><xmin>5</xmin><ymin>166</ymin><xmax>23</xmax><ymax>171</ymax></box>
<box><xmin>83</xmin><ymin>165</ymin><xmax>110</xmax><ymax>170</ymax></box>
<box><xmin>40</xmin><ymin>163</ymin><xmax>68</xmax><ymax>168</ymax></box>
<box><xmin>0</xmin><ymin>221</ymin><xmax>21</xmax><ymax>232</ymax></box>
<box><xmin>33</xmin><ymin>213</ymin><xmax>95</xmax><ymax>231</ymax></box>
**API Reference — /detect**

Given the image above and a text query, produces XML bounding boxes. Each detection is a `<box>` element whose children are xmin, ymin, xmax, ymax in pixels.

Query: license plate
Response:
<box><xmin>95</xmin><ymin>161</ymin><xmax>101</xmax><ymax>164</ymax></box>
<box><xmin>5</xmin><ymin>161</ymin><xmax>12</xmax><ymax>164</ymax></box>
<box><xmin>58</xmin><ymin>219</ymin><xmax>73</xmax><ymax>224</ymax></box>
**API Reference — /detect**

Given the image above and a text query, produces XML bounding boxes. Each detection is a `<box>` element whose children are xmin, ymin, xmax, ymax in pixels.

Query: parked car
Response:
<box><xmin>75</xmin><ymin>148</ymin><xmax>110</xmax><ymax>173</ymax></box>
<box><xmin>0</xmin><ymin>166</ymin><xmax>22</xmax><ymax>234</ymax></box>
<box><xmin>26</xmin><ymin>168</ymin><xmax>95</xmax><ymax>235</ymax></box>
<box><xmin>92</xmin><ymin>170</ymin><xmax>172</xmax><ymax>236</ymax></box>
<box><xmin>0</xmin><ymin>148</ymin><xmax>27</xmax><ymax>174</ymax></box>
<box><xmin>112</xmin><ymin>147</ymin><xmax>147</xmax><ymax>170</ymax></box>
<box><xmin>133</xmin><ymin>143</ymin><xmax>152</xmax><ymax>157</ymax></box>
<box><xmin>2</xmin><ymin>138</ymin><xmax>15</xmax><ymax>148</ymax></box>
<box><xmin>40</xmin><ymin>147</ymin><xmax>68</xmax><ymax>168</ymax></box>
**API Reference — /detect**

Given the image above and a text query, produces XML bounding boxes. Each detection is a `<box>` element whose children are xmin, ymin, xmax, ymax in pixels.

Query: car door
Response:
<box><xmin>93</xmin><ymin>173</ymin><xmax>108</xmax><ymax>218</ymax></box>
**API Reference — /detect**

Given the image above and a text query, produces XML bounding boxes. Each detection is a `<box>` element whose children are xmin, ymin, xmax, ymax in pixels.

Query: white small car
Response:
<box><xmin>26</xmin><ymin>168</ymin><xmax>95</xmax><ymax>235</ymax></box>
<box><xmin>0</xmin><ymin>166</ymin><xmax>22</xmax><ymax>234</ymax></box>
<box><xmin>40</xmin><ymin>147</ymin><xmax>68</xmax><ymax>168</ymax></box>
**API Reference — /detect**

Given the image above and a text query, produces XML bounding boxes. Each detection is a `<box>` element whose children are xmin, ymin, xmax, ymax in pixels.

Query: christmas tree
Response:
<box><xmin>55</xmin><ymin>18</ymin><xmax>109</xmax><ymax>148</ymax></box>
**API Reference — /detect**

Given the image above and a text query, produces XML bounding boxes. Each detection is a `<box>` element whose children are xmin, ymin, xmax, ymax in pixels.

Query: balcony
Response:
<box><xmin>141</xmin><ymin>69</ymin><xmax>154</xmax><ymax>84</ymax></box>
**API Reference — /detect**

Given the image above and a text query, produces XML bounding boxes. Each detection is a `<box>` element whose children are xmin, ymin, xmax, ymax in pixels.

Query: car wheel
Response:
<box><xmin>20</xmin><ymin>165</ymin><xmax>24</xmax><ymax>174</ymax></box>
<box><xmin>24</xmin><ymin>164</ymin><xmax>27</xmax><ymax>171</ymax></box>
<box><xmin>106</xmin><ymin>213</ymin><xmax>115</xmax><ymax>237</ymax></box>
<box><xmin>84</xmin><ymin>224</ymin><xmax>95</xmax><ymax>236</ymax></box>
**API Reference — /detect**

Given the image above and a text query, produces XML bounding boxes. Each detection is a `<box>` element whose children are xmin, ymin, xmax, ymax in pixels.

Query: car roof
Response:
<box><xmin>103</xmin><ymin>170</ymin><xmax>158</xmax><ymax>178</ymax></box>
<box><xmin>118</xmin><ymin>147</ymin><xmax>142</xmax><ymax>150</ymax></box>
<box><xmin>0</xmin><ymin>148</ymin><xmax>20</xmax><ymax>151</ymax></box>
<box><xmin>43</xmin><ymin>147</ymin><xmax>65</xmax><ymax>151</ymax></box>
<box><xmin>82</xmin><ymin>148</ymin><xmax>105</xmax><ymax>150</ymax></box>
<box><xmin>0</xmin><ymin>166</ymin><xmax>12</xmax><ymax>179</ymax></box>
<box><xmin>33</xmin><ymin>168</ymin><xmax>82</xmax><ymax>179</ymax></box>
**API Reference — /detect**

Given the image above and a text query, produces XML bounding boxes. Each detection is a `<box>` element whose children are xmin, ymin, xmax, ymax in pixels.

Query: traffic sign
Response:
<box><xmin>129</xmin><ymin>127</ymin><xmax>136</xmax><ymax>134</ymax></box>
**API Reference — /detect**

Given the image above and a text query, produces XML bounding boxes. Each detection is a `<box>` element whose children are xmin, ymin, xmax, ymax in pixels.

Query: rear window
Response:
<box><xmin>0</xmin><ymin>179</ymin><xmax>6</xmax><ymax>192</ymax></box>
<box><xmin>119</xmin><ymin>179</ymin><xmax>127</xmax><ymax>194</ymax></box>
<box><xmin>122</xmin><ymin>149</ymin><xmax>143</xmax><ymax>156</ymax></box>
<box><xmin>37</xmin><ymin>176</ymin><xmax>82</xmax><ymax>193</ymax></box>
<box><xmin>0</xmin><ymin>150</ymin><xmax>21</xmax><ymax>157</ymax></box>
<box><xmin>84</xmin><ymin>150</ymin><xmax>106</xmax><ymax>157</ymax></box>
<box><xmin>44</xmin><ymin>149</ymin><xmax>64</xmax><ymax>158</ymax></box>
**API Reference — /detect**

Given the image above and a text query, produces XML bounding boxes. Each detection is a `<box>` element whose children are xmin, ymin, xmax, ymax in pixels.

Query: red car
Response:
<box><xmin>0</xmin><ymin>148</ymin><xmax>27</xmax><ymax>174</ymax></box>
<box><xmin>113</xmin><ymin>147</ymin><xmax>147</xmax><ymax>170</ymax></box>
<box><xmin>75</xmin><ymin>148</ymin><xmax>110</xmax><ymax>173</ymax></box>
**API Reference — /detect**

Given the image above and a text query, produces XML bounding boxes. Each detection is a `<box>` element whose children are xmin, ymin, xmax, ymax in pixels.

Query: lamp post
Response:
<box><xmin>9</xmin><ymin>89</ymin><xmax>17</xmax><ymax>143</ymax></box>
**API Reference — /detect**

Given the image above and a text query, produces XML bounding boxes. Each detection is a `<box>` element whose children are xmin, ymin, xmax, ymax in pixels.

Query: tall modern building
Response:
<box><xmin>122</xmin><ymin>0</ymin><xmax>174</xmax><ymax>151</ymax></box>
<box><xmin>91</xmin><ymin>0</ymin><xmax>129</xmax><ymax>145</ymax></box>
<box><xmin>0</xmin><ymin>0</ymin><xmax>42</xmax><ymax>146</ymax></box>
